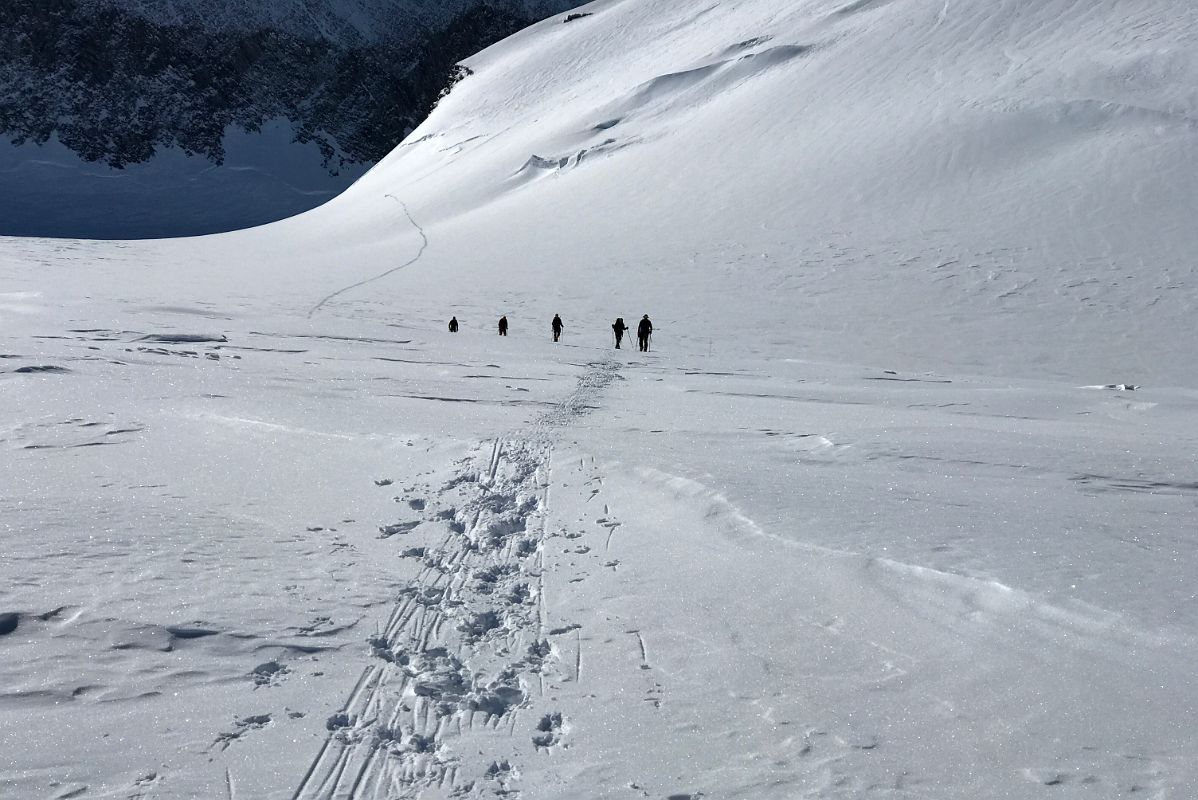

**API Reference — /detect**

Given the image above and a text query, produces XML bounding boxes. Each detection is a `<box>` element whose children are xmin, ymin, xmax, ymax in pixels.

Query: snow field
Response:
<box><xmin>7</xmin><ymin>309</ymin><xmax>1195</xmax><ymax>797</ymax></box>
<box><xmin>4</xmin><ymin>0</ymin><xmax>1198</xmax><ymax>796</ymax></box>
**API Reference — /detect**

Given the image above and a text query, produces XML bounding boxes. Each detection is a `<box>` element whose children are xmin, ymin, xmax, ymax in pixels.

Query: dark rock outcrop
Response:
<box><xmin>0</xmin><ymin>0</ymin><xmax>581</xmax><ymax>237</ymax></box>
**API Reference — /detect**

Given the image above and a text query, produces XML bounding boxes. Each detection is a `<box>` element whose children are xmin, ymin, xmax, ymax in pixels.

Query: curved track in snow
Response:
<box><xmin>307</xmin><ymin>196</ymin><xmax>429</xmax><ymax>318</ymax></box>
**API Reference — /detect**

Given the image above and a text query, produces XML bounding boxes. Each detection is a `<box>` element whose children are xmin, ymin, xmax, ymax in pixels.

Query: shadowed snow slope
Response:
<box><xmin>2</xmin><ymin>0</ymin><xmax>1198</xmax><ymax>798</ymax></box>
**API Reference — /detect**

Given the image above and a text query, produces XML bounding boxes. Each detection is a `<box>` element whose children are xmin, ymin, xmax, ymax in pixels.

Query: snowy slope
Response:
<box><xmin>21</xmin><ymin>0</ymin><xmax>1192</xmax><ymax>379</ymax></box>
<box><xmin>3</xmin><ymin>0</ymin><xmax>1198</xmax><ymax>798</ymax></box>
<box><xmin>319</xmin><ymin>0</ymin><xmax>1198</xmax><ymax>385</ymax></box>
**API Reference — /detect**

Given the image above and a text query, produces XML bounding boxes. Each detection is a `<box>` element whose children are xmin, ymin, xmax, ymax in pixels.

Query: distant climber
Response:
<box><xmin>448</xmin><ymin>316</ymin><xmax>459</xmax><ymax>333</ymax></box>
<box><xmin>498</xmin><ymin>316</ymin><xmax>508</xmax><ymax>336</ymax></box>
<box><xmin>612</xmin><ymin>317</ymin><xmax>628</xmax><ymax>349</ymax></box>
<box><xmin>637</xmin><ymin>314</ymin><xmax>653</xmax><ymax>352</ymax></box>
<box><xmin>552</xmin><ymin>314</ymin><xmax>564</xmax><ymax>342</ymax></box>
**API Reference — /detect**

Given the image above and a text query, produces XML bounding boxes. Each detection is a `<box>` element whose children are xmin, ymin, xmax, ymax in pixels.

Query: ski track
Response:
<box><xmin>307</xmin><ymin>196</ymin><xmax>428</xmax><ymax>319</ymax></box>
<box><xmin>292</xmin><ymin>361</ymin><xmax>619</xmax><ymax>800</ymax></box>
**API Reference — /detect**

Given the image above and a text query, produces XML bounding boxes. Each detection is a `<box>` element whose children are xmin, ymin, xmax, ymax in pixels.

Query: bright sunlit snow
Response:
<box><xmin>2</xmin><ymin>0</ymin><xmax>1197</xmax><ymax>797</ymax></box>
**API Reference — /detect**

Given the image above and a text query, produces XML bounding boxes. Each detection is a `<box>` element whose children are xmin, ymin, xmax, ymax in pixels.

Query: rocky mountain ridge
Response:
<box><xmin>0</xmin><ymin>0</ymin><xmax>582</xmax><ymax>237</ymax></box>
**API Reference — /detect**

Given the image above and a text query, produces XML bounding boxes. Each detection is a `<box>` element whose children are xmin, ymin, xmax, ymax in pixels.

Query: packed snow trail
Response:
<box><xmin>307</xmin><ymin>197</ymin><xmax>429</xmax><ymax>318</ymax></box>
<box><xmin>293</xmin><ymin>361</ymin><xmax>619</xmax><ymax>799</ymax></box>
<box><xmin>291</xmin><ymin>438</ymin><xmax>554</xmax><ymax>799</ymax></box>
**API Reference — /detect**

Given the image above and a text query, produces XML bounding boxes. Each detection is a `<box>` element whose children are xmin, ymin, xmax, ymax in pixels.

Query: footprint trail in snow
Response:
<box><xmin>293</xmin><ymin>361</ymin><xmax>618</xmax><ymax>799</ymax></box>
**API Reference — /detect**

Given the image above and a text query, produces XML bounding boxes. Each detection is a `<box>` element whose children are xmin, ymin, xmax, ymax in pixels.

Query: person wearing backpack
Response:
<box><xmin>612</xmin><ymin>317</ymin><xmax>628</xmax><ymax>349</ymax></box>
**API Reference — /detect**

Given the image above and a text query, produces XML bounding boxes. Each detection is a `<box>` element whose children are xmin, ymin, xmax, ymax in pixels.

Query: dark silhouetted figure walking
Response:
<box><xmin>448</xmin><ymin>316</ymin><xmax>459</xmax><ymax>333</ymax></box>
<box><xmin>551</xmin><ymin>314</ymin><xmax>563</xmax><ymax>342</ymax></box>
<box><xmin>498</xmin><ymin>316</ymin><xmax>508</xmax><ymax>336</ymax></box>
<box><xmin>612</xmin><ymin>317</ymin><xmax>628</xmax><ymax>349</ymax></box>
<box><xmin>637</xmin><ymin>314</ymin><xmax>653</xmax><ymax>352</ymax></box>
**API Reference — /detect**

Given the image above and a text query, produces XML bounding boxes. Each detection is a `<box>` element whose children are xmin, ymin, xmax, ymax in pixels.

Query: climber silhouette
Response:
<box><xmin>637</xmin><ymin>315</ymin><xmax>653</xmax><ymax>352</ymax></box>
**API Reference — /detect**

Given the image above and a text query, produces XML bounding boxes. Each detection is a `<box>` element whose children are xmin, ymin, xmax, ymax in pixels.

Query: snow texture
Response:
<box><xmin>2</xmin><ymin>0</ymin><xmax>1197</xmax><ymax>797</ymax></box>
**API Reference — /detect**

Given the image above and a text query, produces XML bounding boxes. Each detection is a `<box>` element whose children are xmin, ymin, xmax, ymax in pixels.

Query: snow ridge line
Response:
<box><xmin>306</xmin><ymin>195</ymin><xmax>428</xmax><ymax>318</ymax></box>
<box><xmin>292</xmin><ymin>360</ymin><xmax>620</xmax><ymax>799</ymax></box>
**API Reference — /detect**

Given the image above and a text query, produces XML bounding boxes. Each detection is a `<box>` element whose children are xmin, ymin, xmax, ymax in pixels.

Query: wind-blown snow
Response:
<box><xmin>2</xmin><ymin>0</ymin><xmax>1197</xmax><ymax>797</ymax></box>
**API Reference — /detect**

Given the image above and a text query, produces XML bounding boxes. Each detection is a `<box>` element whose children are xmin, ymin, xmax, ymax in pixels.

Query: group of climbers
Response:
<box><xmin>611</xmin><ymin>316</ymin><xmax>653</xmax><ymax>351</ymax></box>
<box><xmin>447</xmin><ymin>314</ymin><xmax>654</xmax><ymax>351</ymax></box>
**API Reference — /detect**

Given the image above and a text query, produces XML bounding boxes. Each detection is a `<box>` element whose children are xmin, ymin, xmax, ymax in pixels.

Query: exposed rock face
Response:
<box><xmin>0</xmin><ymin>0</ymin><xmax>580</xmax><ymax>237</ymax></box>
